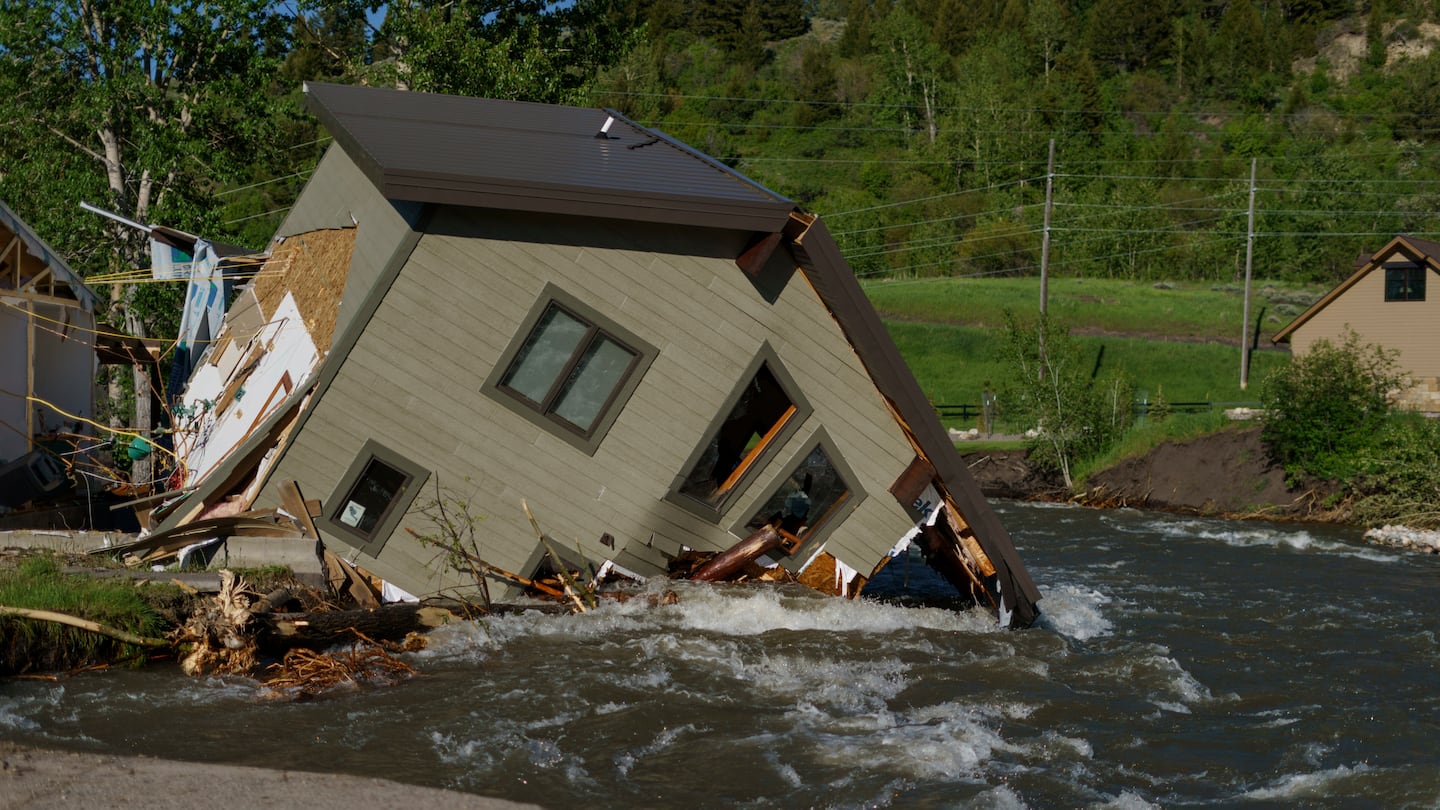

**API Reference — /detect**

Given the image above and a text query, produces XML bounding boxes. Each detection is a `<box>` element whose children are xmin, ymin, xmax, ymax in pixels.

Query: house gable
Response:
<box><xmin>1273</xmin><ymin>236</ymin><xmax>1440</xmax><ymax>387</ymax></box>
<box><xmin>0</xmin><ymin>201</ymin><xmax>101</xmax><ymax>462</ymax></box>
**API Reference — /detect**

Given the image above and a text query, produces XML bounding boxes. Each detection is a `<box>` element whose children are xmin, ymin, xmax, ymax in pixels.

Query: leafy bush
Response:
<box><xmin>998</xmin><ymin>311</ymin><xmax>1133</xmax><ymax>489</ymax></box>
<box><xmin>1260</xmin><ymin>328</ymin><xmax>1407</xmax><ymax>483</ymax></box>
<box><xmin>1351</xmin><ymin>414</ymin><xmax>1440</xmax><ymax>529</ymax></box>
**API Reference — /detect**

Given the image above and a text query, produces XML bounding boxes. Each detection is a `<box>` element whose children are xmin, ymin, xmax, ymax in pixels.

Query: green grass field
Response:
<box><xmin>867</xmin><ymin>277</ymin><xmax>1312</xmax><ymax>432</ymax></box>
<box><xmin>863</xmin><ymin>276</ymin><xmax>1324</xmax><ymax>341</ymax></box>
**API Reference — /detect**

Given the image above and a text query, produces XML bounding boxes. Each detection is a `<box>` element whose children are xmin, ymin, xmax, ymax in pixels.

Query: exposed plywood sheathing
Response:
<box><xmin>249</xmin><ymin>228</ymin><xmax>356</xmax><ymax>353</ymax></box>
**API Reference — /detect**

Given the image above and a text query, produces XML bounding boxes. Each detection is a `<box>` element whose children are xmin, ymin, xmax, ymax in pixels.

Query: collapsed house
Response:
<box><xmin>153</xmin><ymin>82</ymin><xmax>1041</xmax><ymax>626</ymax></box>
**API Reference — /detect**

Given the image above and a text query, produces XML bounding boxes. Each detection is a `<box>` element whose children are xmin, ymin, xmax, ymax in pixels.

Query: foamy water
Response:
<box><xmin>4</xmin><ymin>502</ymin><xmax>1440</xmax><ymax>807</ymax></box>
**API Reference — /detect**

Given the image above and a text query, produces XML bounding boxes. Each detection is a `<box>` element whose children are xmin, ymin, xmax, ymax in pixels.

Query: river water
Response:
<box><xmin>4</xmin><ymin>501</ymin><xmax>1439</xmax><ymax>808</ymax></box>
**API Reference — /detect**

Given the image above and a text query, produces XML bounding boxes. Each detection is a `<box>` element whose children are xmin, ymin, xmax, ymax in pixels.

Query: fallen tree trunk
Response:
<box><xmin>689</xmin><ymin>525</ymin><xmax>785</xmax><ymax>582</ymax></box>
<box><xmin>257</xmin><ymin>603</ymin><xmax>457</xmax><ymax>649</ymax></box>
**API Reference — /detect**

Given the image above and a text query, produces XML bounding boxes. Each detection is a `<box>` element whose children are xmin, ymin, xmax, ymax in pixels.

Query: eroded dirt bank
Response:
<box><xmin>963</xmin><ymin>426</ymin><xmax>1340</xmax><ymax>522</ymax></box>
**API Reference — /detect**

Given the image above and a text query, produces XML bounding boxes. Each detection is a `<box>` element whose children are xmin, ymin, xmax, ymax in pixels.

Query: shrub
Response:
<box><xmin>1260</xmin><ymin>328</ymin><xmax>1407</xmax><ymax>483</ymax></box>
<box><xmin>1351</xmin><ymin>414</ymin><xmax>1440</xmax><ymax>529</ymax></box>
<box><xmin>998</xmin><ymin>311</ymin><xmax>1133</xmax><ymax>490</ymax></box>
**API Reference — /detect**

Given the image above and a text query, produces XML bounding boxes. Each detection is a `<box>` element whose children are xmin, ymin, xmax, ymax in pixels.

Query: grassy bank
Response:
<box><xmin>0</xmin><ymin>556</ymin><xmax>172</xmax><ymax>675</ymax></box>
<box><xmin>869</xmin><ymin>277</ymin><xmax>1312</xmax><ymax>431</ymax></box>
<box><xmin>862</xmin><ymin>276</ymin><xmax>1325</xmax><ymax>340</ymax></box>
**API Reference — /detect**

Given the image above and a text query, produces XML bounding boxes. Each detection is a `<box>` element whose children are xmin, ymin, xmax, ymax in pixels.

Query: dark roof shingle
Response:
<box><xmin>304</xmin><ymin>82</ymin><xmax>795</xmax><ymax>232</ymax></box>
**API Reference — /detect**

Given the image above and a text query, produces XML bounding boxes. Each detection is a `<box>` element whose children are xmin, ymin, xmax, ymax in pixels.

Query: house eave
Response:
<box><xmin>1271</xmin><ymin>234</ymin><xmax>1440</xmax><ymax>344</ymax></box>
<box><xmin>380</xmin><ymin>175</ymin><xmax>797</xmax><ymax>234</ymax></box>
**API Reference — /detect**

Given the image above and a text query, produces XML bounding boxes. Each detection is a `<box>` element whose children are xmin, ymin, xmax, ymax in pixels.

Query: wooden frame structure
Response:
<box><xmin>0</xmin><ymin>202</ymin><xmax>102</xmax><ymax>462</ymax></box>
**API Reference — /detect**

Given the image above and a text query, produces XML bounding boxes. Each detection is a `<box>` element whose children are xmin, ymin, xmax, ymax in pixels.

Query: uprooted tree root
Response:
<box><xmin>174</xmin><ymin>570</ymin><xmax>260</xmax><ymax>676</ymax></box>
<box><xmin>262</xmin><ymin>630</ymin><xmax>423</xmax><ymax>700</ymax></box>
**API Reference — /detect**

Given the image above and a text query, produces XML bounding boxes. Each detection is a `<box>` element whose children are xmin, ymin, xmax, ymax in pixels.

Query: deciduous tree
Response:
<box><xmin>0</xmin><ymin>0</ymin><xmax>291</xmax><ymax>486</ymax></box>
<box><xmin>999</xmin><ymin>311</ymin><xmax>1132</xmax><ymax>490</ymax></box>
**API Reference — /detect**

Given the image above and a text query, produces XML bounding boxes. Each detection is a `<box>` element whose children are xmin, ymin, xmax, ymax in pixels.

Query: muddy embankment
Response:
<box><xmin>962</xmin><ymin>426</ymin><xmax>1339</xmax><ymax>522</ymax></box>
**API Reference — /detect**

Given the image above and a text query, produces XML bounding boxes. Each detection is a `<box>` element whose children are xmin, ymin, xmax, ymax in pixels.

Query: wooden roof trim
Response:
<box><xmin>782</xmin><ymin>214</ymin><xmax>1041</xmax><ymax>625</ymax></box>
<box><xmin>1272</xmin><ymin>235</ymin><xmax>1439</xmax><ymax>343</ymax></box>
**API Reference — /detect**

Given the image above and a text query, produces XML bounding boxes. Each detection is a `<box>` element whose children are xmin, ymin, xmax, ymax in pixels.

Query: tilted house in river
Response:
<box><xmin>1273</xmin><ymin>235</ymin><xmax>1440</xmax><ymax>412</ymax></box>
<box><xmin>157</xmin><ymin>82</ymin><xmax>1040</xmax><ymax>625</ymax></box>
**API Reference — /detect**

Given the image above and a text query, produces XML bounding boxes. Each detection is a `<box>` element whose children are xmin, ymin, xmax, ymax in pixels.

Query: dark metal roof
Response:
<box><xmin>303</xmin><ymin>82</ymin><xmax>795</xmax><ymax>233</ymax></box>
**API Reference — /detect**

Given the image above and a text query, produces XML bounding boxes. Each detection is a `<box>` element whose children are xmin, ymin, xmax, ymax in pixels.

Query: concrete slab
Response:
<box><xmin>0</xmin><ymin>530</ymin><xmax>134</xmax><ymax>553</ymax></box>
<box><xmin>213</xmin><ymin>535</ymin><xmax>326</xmax><ymax>588</ymax></box>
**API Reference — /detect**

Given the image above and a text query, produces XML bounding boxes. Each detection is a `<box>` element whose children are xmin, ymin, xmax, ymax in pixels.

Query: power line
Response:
<box><xmin>597</xmin><ymin>88</ymin><xmax>1440</xmax><ymax>124</ymax></box>
<box><xmin>224</xmin><ymin>206</ymin><xmax>292</xmax><ymax>226</ymax></box>
<box><xmin>215</xmin><ymin>169</ymin><xmax>315</xmax><ymax>198</ymax></box>
<box><xmin>825</xmin><ymin>176</ymin><xmax>1042</xmax><ymax>219</ymax></box>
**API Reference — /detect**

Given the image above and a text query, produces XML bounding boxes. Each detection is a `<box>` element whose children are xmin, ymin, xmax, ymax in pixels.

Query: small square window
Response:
<box><xmin>485</xmin><ymin>285</ymin><xmax>656</xmax><ymax>455</ymax></box>
<box><xmin>1385</xmin><ymin>264</ymin><xmax>1426</xmax><ymax>301</ymax></box>
<box><xmin>334</xmin><ymin>458</ymin><xmax>410</xmax><ymax>537</ymax></box>
<box><xmin>325</xmin><ymin>440</ymin><xmax>430</xmax><ymax>556</ymax></box>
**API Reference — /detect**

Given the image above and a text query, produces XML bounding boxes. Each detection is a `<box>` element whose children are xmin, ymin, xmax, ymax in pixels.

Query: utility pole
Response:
<box><xmin>1040</xmin><ymin>138</ymin><xmax>1054</xmax><ymax>317</ymax></box>
<box><xmin>1241</xmin><ymin>158</ymin><xmax>1256</xmax><ymax>391</ymax></box>
<box><xmin>1039</xmin><ymin>139</ymin><xmax>1055</xmax><ymax>380</ymax></box>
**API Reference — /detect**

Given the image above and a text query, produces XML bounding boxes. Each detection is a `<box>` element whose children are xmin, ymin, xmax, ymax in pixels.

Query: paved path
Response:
<box><xmin>0</xmin><ymin>743</ymin><xmax>537</xmax><ymax>809</ymax></box>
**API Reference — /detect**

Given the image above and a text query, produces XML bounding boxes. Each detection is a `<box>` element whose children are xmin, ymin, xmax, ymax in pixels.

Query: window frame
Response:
<box><xmin>728</xmin><ymin>428</ymin><xmax>866</xmax><ymax>561</ymax></box>
<box><xmin>666</xmin><ymin>344</ymin><xmax>812</xmax><ymax>519</ymax></box>
<box><xmin>323</xmin><ymin>439</ymin><xmax>431</xmax><ymax>557</ymax></box>
<box><xmin>1384</xmin><ymin>262</ymin><xmax>1427</xmax><ymax>302</ymax></box>
<box><xmin>484</xmin><ymin>284</ymin><xmax>657</xmax><ymax>456</ymax></box>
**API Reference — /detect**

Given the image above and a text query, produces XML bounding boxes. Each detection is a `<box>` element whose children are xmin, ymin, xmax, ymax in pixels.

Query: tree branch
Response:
<box><xmin>0</xmin><ymin>606</ymin><xmax>170</xmax><ymax>648</ymax></box>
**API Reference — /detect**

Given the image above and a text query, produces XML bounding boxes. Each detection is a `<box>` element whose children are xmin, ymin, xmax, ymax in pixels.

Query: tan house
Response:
<box><xmin>155</xmin><ymin>82</ymin><xmax>1041</xmax><ymax>626</ymax></box>
<box><xmin>1273</xmin><ymin>235</ymin><xmax>1440</xmax><ymax>412</ymax></box>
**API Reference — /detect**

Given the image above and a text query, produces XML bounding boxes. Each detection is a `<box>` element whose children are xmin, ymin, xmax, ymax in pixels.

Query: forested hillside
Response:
<box><xmin>5</xmin><ymin>0</ymin><xmax>1440</xmax><ymax>300</ymax></box>
<box><xmin>588</xmin><ymin>0</ymin><xmax>1440</xmax><ymax>287</ymax></box>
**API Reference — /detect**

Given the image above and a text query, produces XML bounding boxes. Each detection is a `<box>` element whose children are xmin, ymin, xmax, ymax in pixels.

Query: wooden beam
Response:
<box><xmin>276</xmin><ymin>479</ymin><xmax>324</xmax><ymax>542</ymax></box>
<box><xmin>16</xmin><ymin>266</ymin><xmax>52</xmax><ymax>294</ymax></box>
<box><xmin>107</xmin><ymin>486</ymin><xmax>200</xmax><ymax>511</ymax></box>
<box><xmin>689</xmin><ymin>525</ymin><xmax>784</xmax><ymax>582</ymax></box>
<box><xmin>1</xmin><ymin>235</ymin><xmax>18</xmax><ymax>290</ymax></box>
<box><xmin>3</xmin><ymin>288</ymin><xmax>86</xmax><ymax>309</ymax></box>
<box><xmin>736</xmin><ymin>230</ymin><xmax>783</xmax><ymax>278</ymax></box>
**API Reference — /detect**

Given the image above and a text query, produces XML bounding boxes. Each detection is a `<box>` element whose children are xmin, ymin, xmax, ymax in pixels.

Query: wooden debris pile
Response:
<box><xmin>263</xmin><ymin>630</ymin><xmax>420</xmax><ymax>700</ymax></box>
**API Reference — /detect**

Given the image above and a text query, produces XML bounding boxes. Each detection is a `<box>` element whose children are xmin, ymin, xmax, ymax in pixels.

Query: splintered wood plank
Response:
<box><xmin>276</xmin><ymin>479</ymin><xmax>324</xmax><ymax>542</ymax></box>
